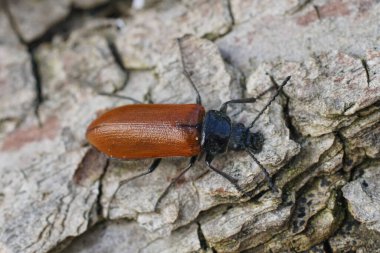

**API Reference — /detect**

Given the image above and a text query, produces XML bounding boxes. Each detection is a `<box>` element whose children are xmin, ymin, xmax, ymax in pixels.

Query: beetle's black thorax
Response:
<box><xmin>201</xmin><ymin>110</ymin><xmax>264</xmax><ymax>163</ymax></box>
<box><xmin>201</xmin><ymin>110</ymin><xmax>231</xmax><ymax>162</ymax></box>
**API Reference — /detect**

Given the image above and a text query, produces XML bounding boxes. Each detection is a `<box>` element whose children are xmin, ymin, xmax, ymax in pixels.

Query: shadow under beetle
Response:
<box><xmin>86</xmin><ymin>36</ymin><xmax>291</xmax><ymax>210</ymax></box>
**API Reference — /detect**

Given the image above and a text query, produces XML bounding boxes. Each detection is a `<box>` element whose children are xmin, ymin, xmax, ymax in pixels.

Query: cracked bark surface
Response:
<box><xmin>0</xmin><ymin>0</ymin><xmax>379</xmax><ymax>252</ymax></box>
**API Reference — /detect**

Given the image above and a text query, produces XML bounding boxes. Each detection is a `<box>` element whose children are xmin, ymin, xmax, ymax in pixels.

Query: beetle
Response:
<box><xmin>86</xmin><ymin>37</ymin><xmax>291</xmax><ymax>209</ymax></box>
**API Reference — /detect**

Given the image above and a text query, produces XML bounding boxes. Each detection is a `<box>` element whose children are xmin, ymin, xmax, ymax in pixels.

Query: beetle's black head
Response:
<box><xmin>228</xmin><ymin>123</ymin><xmax>264</xmax><ymax>153</ymax></box>
<box><xmin>201</xmin><ymin>110</ymin><xmax>231</xmax><ymax>163</ymax></box>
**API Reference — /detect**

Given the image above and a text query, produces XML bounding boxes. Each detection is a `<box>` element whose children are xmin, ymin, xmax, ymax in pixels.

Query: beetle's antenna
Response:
<box><xmin>177</xmin><ymin>37</ymin><xmax>203</xmax><ymax>105</ymax></box>
<box><xmin>248</xmin><ymin>76</ymin><xmax>291</xmax><ymax>129</ymax></box>
<box><xmin>246</xmin><ymin>149</ymin><xmax>278</xmax><ymax>192</ymax></box>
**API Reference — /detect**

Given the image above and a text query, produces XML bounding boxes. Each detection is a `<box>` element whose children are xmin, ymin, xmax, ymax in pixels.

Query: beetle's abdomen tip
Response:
<box><xmin>86</xmin><ymin>119</ymin><xmax>107</xmax><ymax>153</ymax></box>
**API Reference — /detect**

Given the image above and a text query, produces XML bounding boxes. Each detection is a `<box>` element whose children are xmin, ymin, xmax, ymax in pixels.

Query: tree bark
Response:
<box><xmin>0</xmin><ymin>0</ymin><xmax>379</xmax><ymax>252</ymax></box>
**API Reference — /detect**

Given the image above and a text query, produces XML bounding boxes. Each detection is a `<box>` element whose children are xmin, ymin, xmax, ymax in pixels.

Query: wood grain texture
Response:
<box><xmin>86</xmin><ymin>104</ymin><xmax>205</xmax><ymax>159</ymax></box>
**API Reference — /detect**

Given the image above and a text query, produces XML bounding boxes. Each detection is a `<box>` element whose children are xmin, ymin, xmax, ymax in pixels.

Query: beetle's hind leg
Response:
<box><xmin>205</xmin><ymin>161</ymin><xmax>252</xmax><ymax>199</ymax></box>
<box><xmin>118</xmin><ymin>158</ymin><xmax>162</xmax><ymax>186</ymax></box>
<box><xmin>111</xmin><ymin>158</ymin><xmax>162</xmax><ymax>207</ymax></box>
<box><xmin>98</xmin><ymin>92</ymin><xmax>144</xmax><ymax>104</ymax></box>
<box><xmin>112</xmin><ymin>158</ymin><xmax>162</xmax><ymax>199</ymax></box>
<box><xmin>154</xmin><ymin>156</ymin><xmax>197</xmax><ymax>212</ymax></box>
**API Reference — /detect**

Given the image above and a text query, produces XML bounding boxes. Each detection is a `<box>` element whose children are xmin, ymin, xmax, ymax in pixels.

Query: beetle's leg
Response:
<box><xmin>118</xmin><ymin>158</ymin><xmax>162</xmax><ymax>186</ymax></box>
<box><xmin>205</xmin><ymin>161</ymin><xmax>251</xmax><ymax>199</ymax></box>
<box><xmin>219</xmin><ymin>97</ymin><xmax>257</xmax><ymax>113</ymax></box>
<box><xmin>98</xmin><ymin>92</ymin><xmax>143</xmax><ymax>104</ymax></box>
<box><xmin>248</xmin><ymin>76</ymin><xmax>291</xmax><ymax>129</ymax></box>
<box><xmin>154</xmin><ymin>156</ymin><xmax>197</xmax><ymax>212</ymax></box>
<box><xmin>177</xmin><ymin>37</ymin><xmax>202</xmax><ymax>105</ymax></box>
<box><xmin>220</xmin><ymin>76</ymin><xmax>291</xmax><ymax>114</ymax></box>
<box><xmin>246</xmin><ymin>149</ymin><xmax>278</xmax><ymax>192</ymax></box>
<box><xmin>111</xmin><ymin>158</ymin><xmax>162</xmax><ymax>206</ymax></box>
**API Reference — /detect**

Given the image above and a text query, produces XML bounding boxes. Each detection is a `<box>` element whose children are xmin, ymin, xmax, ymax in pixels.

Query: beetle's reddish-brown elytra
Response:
<box><xmin>86</xmin><ymin>104</ymin><xmax>205</xmax><ymax>159</ymax></box>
